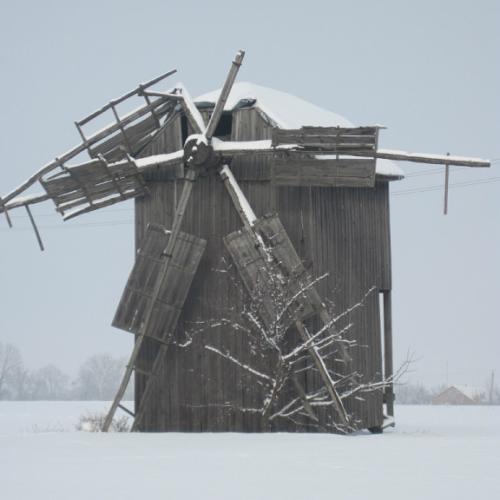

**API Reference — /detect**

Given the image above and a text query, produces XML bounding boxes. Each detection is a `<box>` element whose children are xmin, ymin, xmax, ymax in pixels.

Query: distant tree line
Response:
<box><xmin>395</xmin><ymin>382</ymin><xmax>500</xmax><ymax>405</ymax></box>
<box><xmin>395</xmin><ymin>383</ymin><xmax>437</xmax><ymax>404</ymax></box>
<box><xmin>0</xmin><ymin>342</ymin><xmax>133</xmax><ymax>401</ymax></box>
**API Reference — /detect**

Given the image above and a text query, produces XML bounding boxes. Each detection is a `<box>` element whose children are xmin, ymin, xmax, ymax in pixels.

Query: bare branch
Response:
<box><xmin>330</xmin><ymin>286</ymin><xmax>377</xmax><ymax>324</ymax></box>
<box><xmin>204</xmin><ymin>345</ymin><xmax>273</xmax><ymax>383</ymax></box>
<box><xmin>274</xmin><ymin>272</ymin><xmax>329</xmax><ymax>325</ymax></box>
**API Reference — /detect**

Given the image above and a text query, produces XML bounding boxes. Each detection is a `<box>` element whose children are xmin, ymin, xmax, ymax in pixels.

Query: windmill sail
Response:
<box><xmin>224</xmin><ymin>214</ymin><xmax>316</xmax><ymax>329</ymax></box>
<box><xmin>41</xmin><ymin>156</ymin><xmax>147</xmax><ymax>220</ymax></box>
<box><xmin>113</xmin><ymin>223</ymin><xmax>206</xmax><ymax>342</ymax></box>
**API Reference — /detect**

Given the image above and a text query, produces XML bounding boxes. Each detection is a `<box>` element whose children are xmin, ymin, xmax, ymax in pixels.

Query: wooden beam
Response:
<box><xmin>376</xmin><ymin>149</ymin><xmax>490</xmax><ymax>168</ymax></box>
<box><xmin>0</xmin><ymin>193</ymin><xmax>49</xmax><ymax>213</ymax></box>
<box><xmin>383</xmin><ymin>290</ymin><xmax>394</xmax><ymax>417</ymax></box>
<box><xmin>117</xmin><ymin>403</ymin><xmax>135</xmax><ymax>418</ymax></box>
<box><xmin>25</xmin><ymin>205</ymin><xmax>44</xmax><ymax>251</ymax></box>
<box><xmin>444</xmin><ymin>154</ymin><xmax>450</xmax><ymax>215</ymax></box>
<box><xmin>219</xmin><ymin>164</ymin><xmax>257</xmax><ymax>228</ymax></box>
<box><xmin>290</xmin><ymin>374</ymin><xmax>319</xmax><ymax>423</ymax></box>
<box><xmin>177</xmin><ymin>85</ymin><xmax>206</xmax><ymax>134</ymax></box>
<box><xmin>103</xmin><ymin>168</ymin><xmax>197</xmax><ymax>432</ymax></box>
<box><xmin>77</xmin><ymin>68</ymin><xmax>177</xmax><ymax>126</ymax></box>
<box><xmin>0</xmin><ymin>197</ymin><xmax>12</xmax><ymax>227</ymax></box>
<box><xmin>205</xmin><ymin>50</ymin><xmax>245</xmax><ymax>141</ymax></box>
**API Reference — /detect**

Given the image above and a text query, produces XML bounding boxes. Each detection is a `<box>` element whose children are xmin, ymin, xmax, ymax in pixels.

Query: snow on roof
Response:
<box><xmin>195</xmin><ymin>82</ymin><xmax>403</xmax><ymax>179</ymax></box>
<box><xmin>196</xmin><ymin>82</ymin><xmax>353</xmax><ymax>129</ymax></box>
<box><xmin>452</xmin><ymin>386</ymin><xmax>485</xmax><ymax>401</ymax></box>
<box><xmin>376</xmin><ymin>159</ymin><xmax>404</xmax><ymax>178</ymax></box>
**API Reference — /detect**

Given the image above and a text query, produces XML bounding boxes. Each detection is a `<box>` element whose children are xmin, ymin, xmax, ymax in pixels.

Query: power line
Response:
<box><xmin>405</xmin><ymin>168</ymin><xmax>445</xmax><ymax>178</ymax></box>
<box><xmin>0</xmin><ymin>220</ymin><xmax>133</xmax><ymax>232</ymax></box>
<box><xmin>392</xmin><ymin>176</ymin><xmax>500</xmax><ymax>196</ymax></box>
<box><xmin>8</xmin><ymin>206</ymin><xmax>135</xmax><ymax>219</ymax></box>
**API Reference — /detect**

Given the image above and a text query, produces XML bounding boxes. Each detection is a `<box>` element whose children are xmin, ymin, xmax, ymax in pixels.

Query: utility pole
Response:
<box><xmin>489</xmin><ymin>370</ymin><xmax>495</xmax><ymax>405</ymax></box>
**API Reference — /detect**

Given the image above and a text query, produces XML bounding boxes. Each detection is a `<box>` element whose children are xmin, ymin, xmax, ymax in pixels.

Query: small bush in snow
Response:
<box><xmin>76</xmin><ymin>412</ymin><xmax>129</xmax><ymax>432</ymax></box>
<box><xmin>31</xmin><ymin>423</ymin><xmax>65</xmax><ymax>433</ymax></box>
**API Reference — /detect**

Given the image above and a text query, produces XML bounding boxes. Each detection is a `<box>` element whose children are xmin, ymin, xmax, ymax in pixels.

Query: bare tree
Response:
<box><xmin>74</xmin><ymin>354</ymin><xmax>132</xmax><ymax>400</ymax></box>
<box><xmin>0</xmin><ymin>342</ymin><xmax>23</xmax><ymax>399</ymax></box>
<box><xmin>183</xmin><ymin>261</ymin><xmax>408</xmax><ymax>433</ymax></box>
<box><xmin>31</xmin><ymin>364</ymin><xmax>70</xmax><ymax>400</ymax></box>
<box><xmin>395</xmin><ymin>383</ymin><xmax>433</xmax><ymax>405</ymax></box>
<box><xmin>9</xmin><ymin>365</ymin><xmax>34</xmax><ymax>400</ymax></box>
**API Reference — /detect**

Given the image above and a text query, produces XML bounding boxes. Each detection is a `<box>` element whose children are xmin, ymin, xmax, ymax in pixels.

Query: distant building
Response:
<box><xmin>432</xmin><ymin>386</ymin><xmax>485</xmax><ymax>405</ymax></box>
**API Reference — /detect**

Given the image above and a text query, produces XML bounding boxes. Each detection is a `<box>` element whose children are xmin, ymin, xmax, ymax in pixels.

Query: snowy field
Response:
<box><xmin>0</xmin><ymin>402</ymin><xmax>498</xmax><ymax>500</ymax></box>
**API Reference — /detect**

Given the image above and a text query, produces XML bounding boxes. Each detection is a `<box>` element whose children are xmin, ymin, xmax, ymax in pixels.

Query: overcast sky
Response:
<box><xmin>0</xmin><ymin>0</ymin><xmax>498</xmax><ymax>390</ymax></box>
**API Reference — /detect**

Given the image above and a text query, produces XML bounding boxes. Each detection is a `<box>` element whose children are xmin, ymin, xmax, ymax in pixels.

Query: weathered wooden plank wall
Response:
<box><xmin>129</xmin><ymin>105</ymin><xmax>392</xmax><ymax>431</ymax></box>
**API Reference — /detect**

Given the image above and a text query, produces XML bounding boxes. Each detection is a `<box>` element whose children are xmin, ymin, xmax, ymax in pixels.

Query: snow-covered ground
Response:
<box><xmin>0</xmin><ymin>402</ymin><xmax>498</xmax><ymax>500</ymax></box>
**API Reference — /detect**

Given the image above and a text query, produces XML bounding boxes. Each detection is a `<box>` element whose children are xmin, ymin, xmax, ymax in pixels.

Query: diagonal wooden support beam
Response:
<box><xmin>219</xmin><ymin>164</ymin><xmax>350</xmax><ymax>427</ymax></box>
<box><xmin>103</xmin><ymin>168</ymin><xmax>197</xmax><ymax>432</ymax></box>
<box><xmin>176</xmin><ymin>84</ymin><xmax>206</xmax><ymax>135</ymax></box>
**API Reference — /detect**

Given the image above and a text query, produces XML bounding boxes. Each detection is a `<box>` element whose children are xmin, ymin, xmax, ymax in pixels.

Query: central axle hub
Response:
<box><xmin>184</xmin><ymin>134</ymin><xmax>214</xmax><ymax>168</ymax></box>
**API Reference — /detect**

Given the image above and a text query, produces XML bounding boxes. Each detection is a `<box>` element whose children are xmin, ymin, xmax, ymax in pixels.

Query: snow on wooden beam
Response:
<box><xmin>176</xmin><ymin>84</ymin><xmax>206</xmax><ymax>134</ymax></box>
<box><xmin>77</xmin><ymin>68</ymin><xmax>177</xmax><ymax>126</ymax></box>
<box><xmin>376</xmin><ymin>149</ymin><xmax>490</xmax><ymax>167</ymax></box>
<box><xmin>0</xmin><ymin>193</ymin><xmax>50</xmax><ymax>213</ymax></box>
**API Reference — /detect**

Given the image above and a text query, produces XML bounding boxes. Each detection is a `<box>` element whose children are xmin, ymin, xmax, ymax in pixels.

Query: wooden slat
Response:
<box><xmin>46</xmin><ymin>181</ymin><xmax>140</xmax><ymax>213</ymax></box>
<box><xmin>113</xmin><ymin>223</ymin><xmax>207</xmax><ymax>339</ymax></box>
<box><xmin>63</xmin><ymin>190</ymin><xmax>141</xmax><ymax>220</ymax></box>
<box><xmin>224</xmin><ymin>214</ymin><xmax>315</xmax><ymax>330</ymax></box>
<box><xmin>44</xmin><ymin>167</ymin><xmax>138</xmax><ymax>197</ymax></box>
<box><xmin>40</xmin><ymin>157</ymin><xmax>146</xmax><ymax>217</ymax></box>
<box><xmin>45</xmin><ymin>172</ymin><xmax>139</xmax><ymax>204</ymax></box>
<box><xmin>272</xmin><ymin>159</ymin><xmax>376</xmax><ymax>188</ymax></box>
<box><xmin>77</xmin><ymin>68</ymin><xmax>176</xmax><ymax>126</ymax></box>
<box><xmin>88</xmin><ymin>101</ymin><xmax>174</xmax><ymax>161</ymax></box>
<box><xmin>272</xmin><ymin>126</ymin><xmax>378</xmax><ymax>147</ymax></box>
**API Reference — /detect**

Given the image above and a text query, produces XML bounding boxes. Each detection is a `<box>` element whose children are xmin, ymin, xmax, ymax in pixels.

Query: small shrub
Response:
<box><xmin>31</xmin><ymin>423</ymin><xmax>65</xmax><ymax>433</ymax></box>
<box><xmin>76</xmin><ymin>412</ymin><xmax>130</xmax><ymax>432</ymax></box>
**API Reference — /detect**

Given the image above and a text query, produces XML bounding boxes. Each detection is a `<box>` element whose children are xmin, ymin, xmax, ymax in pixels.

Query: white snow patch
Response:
<box><xmin>375</xmin><ymin>159</ymin><xmax>405</xmax><ymax>178</ymax></box>
<box><xmin>0</xmin><ymin>402</ymin><xmax>499</xmax><ymax>500</ymax></box>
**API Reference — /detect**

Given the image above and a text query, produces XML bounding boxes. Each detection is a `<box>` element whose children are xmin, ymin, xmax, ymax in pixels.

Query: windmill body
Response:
<box><xmin>128</xmin><ymin>83</ymin><xmax>397</xmax><ymax>431</ymax></box>
<box><xmin>0</xmin><ymin>51</ymin><xmax>489</xmax><ymax>433</ymax></box>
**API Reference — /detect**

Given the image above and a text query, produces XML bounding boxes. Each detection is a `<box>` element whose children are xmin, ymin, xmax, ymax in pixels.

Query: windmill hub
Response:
<box><xmin>184</xmin><ymin>134</ymin><xmax>214</xmax><ymax>169</ymax></box>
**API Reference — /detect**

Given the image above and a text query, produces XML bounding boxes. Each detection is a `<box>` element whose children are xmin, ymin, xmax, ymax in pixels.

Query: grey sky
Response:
<box><xmin>0</xmin><ymin>0</ymin><xmax>498</xmax><ymax>389</ymax></box>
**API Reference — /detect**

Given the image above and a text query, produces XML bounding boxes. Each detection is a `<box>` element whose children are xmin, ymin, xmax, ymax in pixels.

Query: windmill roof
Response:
<box><xmin>195</xmin><ymin>82</ymin><xmax>404</xmax><ymax>179</ymax></box>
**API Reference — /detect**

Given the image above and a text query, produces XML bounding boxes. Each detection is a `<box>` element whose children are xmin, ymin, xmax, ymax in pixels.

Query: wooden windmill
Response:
<box><xmin>0</xmin><ymin>50</ymin><xmax>490</xmax><ymax>433</ymax></box>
